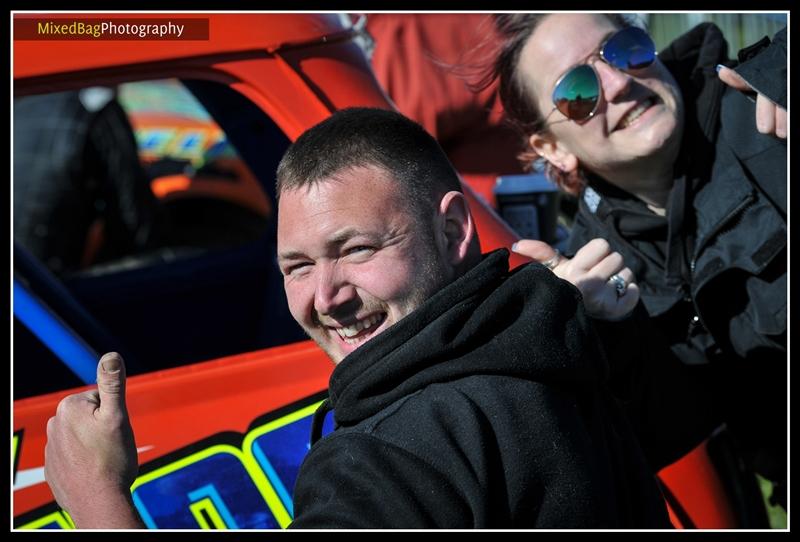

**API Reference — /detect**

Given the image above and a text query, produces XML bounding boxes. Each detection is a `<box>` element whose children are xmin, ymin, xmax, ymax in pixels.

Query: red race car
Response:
<box><xmin>12</xmin><ymin>12</ymin><xmax>764</xmax><ymax>529</ymax></box>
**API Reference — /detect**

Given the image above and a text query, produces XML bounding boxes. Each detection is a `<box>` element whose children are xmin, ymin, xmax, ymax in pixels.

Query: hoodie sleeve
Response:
<box><xmin>589</xmin><ymin>306</ymin><xmax>723</xmax><ymax>471</ymax></box>
<box><xmin>733</xmin><ymin>27</ymin><xmax>786</xmax><ymax>109</ymax></box>
<box><xmin>289</xmin><ymin>432</ymin><xmax>470</xmax><ymax>528</ymax></box>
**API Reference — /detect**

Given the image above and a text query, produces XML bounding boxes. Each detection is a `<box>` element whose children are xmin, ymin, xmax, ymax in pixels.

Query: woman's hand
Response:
<box><xmin>513</xmin><ymin>238</ymin><xmax>640</xmax><ymax>321</ymax></box>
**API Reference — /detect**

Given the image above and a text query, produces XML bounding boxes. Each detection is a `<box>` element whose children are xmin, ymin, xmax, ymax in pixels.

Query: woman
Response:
<box><xmin>483</xmin><ymin>13</ymin><xmax>786</xmax><ymax>508</ymax></box>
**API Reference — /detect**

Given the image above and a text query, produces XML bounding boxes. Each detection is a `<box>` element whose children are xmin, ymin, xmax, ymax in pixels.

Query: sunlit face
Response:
<box><xmin>277</xmin><ymin>165</ymin><xmax>451</xmax><ymax>364</ymax></box>
<box><xmin>518</xmin><ymin>13</ymin><xmax>684</xmax><ymax>190</ymax></box>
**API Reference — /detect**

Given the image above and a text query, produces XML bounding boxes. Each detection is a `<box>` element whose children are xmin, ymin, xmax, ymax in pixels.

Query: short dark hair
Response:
<box><xmin>276</xmin><ymin>107</ymin><xmax>463</xmax><ymax>223</ymax></box>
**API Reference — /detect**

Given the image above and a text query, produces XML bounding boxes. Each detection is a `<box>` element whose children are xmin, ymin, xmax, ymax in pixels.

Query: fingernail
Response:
<box><xmin>715</xmin><ymin>64</ymin><xmax>724</xmax><ymax>73</ymax></box>
<box><xmin>511</xmin><ymin>242</ymin><xmax>519</xmax><ymax>252</ymax></box>
<box><xmin>100</xmin><ymin>352</ymin><xmax>121</xmax><ymax>373</ymax></box>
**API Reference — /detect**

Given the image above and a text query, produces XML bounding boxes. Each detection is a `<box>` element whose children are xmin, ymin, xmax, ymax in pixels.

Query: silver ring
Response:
<box><xmin>541</xmin><ymin>249</ymin><xmax>562</xmax><ymax>271</ymax></box>
<box><xmin>609</xmin><ymin>274</ymin><xmax>627</xmax><ymax>297</ymax></box>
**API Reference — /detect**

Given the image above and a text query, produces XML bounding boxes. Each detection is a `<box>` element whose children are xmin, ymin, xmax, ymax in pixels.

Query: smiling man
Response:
<box><xmin>274</xmin><ymin>113</ymin><xmax>483</xmax><ymax>363</ymax></box>
<box><xmin>44</xmin><ymin>108</ymin><xmax>672</xmax><ymax>529</ymax></box>
<box><xmin>271</xmin><ymin>108</ymin><xmax>671</xmax><ymax>528</ymax></box>
<box><xmin>276</xmin><ymin>163</ymin><xmax>463</xmax><ymax>364</ymax></box>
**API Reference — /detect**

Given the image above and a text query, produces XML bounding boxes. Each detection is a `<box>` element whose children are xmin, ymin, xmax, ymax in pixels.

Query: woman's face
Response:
<box><xmin>518</xmin><ymin>13</ymin><xmax>684</xmax><ymax>190</ymax></box>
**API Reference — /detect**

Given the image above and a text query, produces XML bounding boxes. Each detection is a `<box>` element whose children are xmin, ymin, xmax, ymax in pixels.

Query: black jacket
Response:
<box><xmin>289</xmin><ymin>250</ymin><xmax>671</xmax><ymax>528</ymax></box>
<box><xmin>567</xmin><ymin>24</ymin><xmax>786</xmax><ymax>478</ymax></box>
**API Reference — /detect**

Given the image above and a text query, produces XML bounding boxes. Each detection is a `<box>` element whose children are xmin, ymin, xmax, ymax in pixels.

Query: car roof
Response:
<box><xmin>14</xmin><ymin>13</ymin><xmax>360</xmax><ymax>79</ymax></box>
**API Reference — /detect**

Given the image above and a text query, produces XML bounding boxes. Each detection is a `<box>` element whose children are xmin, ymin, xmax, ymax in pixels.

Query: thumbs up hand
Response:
<box><xmin>45</xmin><ymin>353</ymin><xmax>144</xmax><ymax>528</ymax></box>
<box><xmin>513</xmin><ymin>238</ymin><xmax>640</xmax><ymax>321</ymax></box>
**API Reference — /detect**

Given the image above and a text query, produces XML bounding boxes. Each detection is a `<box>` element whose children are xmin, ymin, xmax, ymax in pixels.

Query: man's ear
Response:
<box><xmin>529</xmin><ymin>132</ymin><xmax>578</xmax><ymax>173</ymax></box>
<box><xmin>436</xmin><ymin>191</ymin><xmax>475</xmax><ymax>267</ymax></box>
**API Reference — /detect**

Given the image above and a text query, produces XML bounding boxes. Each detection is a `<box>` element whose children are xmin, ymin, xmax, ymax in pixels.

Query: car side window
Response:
<box><xmin>13</xmin><ymin>79</ymin><xmax>305</xmax><ymax>395</ymax></box>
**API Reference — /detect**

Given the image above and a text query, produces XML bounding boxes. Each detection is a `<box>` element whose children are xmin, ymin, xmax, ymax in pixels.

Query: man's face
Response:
<box><xmin>519</xmin><ymin>13</ymin><xmax>684</xmax><ymax>188</ymax></box>
<box><xmin>277</xmin><ymin>165</ymin><xmax>451</xmax><ymax>364</ymax></box>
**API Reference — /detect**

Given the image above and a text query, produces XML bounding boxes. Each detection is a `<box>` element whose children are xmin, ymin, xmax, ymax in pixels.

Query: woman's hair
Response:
<box><xmin>476</xmin><ymin>14</ymin><xmax>633</xmax><ymax>195</ymax></box>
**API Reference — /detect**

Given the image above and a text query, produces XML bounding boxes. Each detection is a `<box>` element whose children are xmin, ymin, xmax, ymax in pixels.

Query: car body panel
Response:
<box><xmin>13</xmin><ymin>12</ymin><xmax>743</xmax><ymax>529</ymax></box>
<box><xmin>13</xmin><ymin>341</ymin><xmax>333</xmax><ymax>524</ymax></box>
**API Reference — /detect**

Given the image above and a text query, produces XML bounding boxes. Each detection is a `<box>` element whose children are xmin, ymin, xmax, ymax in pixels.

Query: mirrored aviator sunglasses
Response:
<box><xmin>551</xmin><ymin>26</ymin><xmax>656</xmax><ymax>122</ymax></box>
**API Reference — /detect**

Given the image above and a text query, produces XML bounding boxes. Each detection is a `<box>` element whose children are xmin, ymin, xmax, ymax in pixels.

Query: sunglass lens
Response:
<box><xmin>553</xmin><ymin>64</ymin><xmax>599</xmax><ymax>120</ymax></box>
<box><xmin>603</xmin><ymin>27</ymin><xmax>656</xmax><ymax>70</ymax></box>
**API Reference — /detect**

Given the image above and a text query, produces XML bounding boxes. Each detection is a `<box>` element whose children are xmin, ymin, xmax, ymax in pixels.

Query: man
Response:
<box><xmin>45</xmin><ymin>108</ymin><xmax>670</xmax><ymax>528</ymax></box>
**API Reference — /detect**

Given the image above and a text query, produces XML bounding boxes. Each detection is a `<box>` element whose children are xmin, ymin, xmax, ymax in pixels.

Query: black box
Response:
<box><xmin>494</xmin><ymin>174</ymin><xmax>560</xmax><ymax>244</ymax></box>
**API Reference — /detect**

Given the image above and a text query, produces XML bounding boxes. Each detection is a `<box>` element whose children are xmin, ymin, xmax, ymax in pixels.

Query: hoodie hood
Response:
<box><xmin>328</xmin><ymin>249</ymin><xmax>606</xmax><ymax>427</ymax></box>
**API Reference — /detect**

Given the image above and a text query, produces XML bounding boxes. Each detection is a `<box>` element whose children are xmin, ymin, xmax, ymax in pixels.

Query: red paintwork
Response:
<box><xmin>14</xmin><ymin>14</ymin><xmax>361</xmax><ymax>80</ymax></box>
<box><xmin>14</xmin><ymin>13</ymin><xmax>389</xmax><ymax>142</ymax></box>
<box><xmin>14</xmin><ymin>341</ymin><xmax>332</xmax><ymax>517</ymax></box>
<box><xmin>461</xmin><ymin>173</ymin><xmax>500</xmax><ymax>210</ymax></box>
<box><xmin>13</xmin><ymin>12</ymin><xmax>734</xmax><ymax>529</ymax></box>
<box><xmin>659</xmin><ymin>440</ymin><xmax>739</xmax><ymax>528</ymax></box>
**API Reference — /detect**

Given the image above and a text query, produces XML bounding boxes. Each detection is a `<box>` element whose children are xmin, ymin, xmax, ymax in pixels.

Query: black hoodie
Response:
<box><xmin>289</xmin><ymin>250</ymin><xmax>671</xmax><ymax>528</ymax></box>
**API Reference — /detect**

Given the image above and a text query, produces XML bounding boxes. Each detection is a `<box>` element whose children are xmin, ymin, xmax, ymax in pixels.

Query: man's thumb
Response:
<box><xmin>512</xmin><ymin>239</ymin><xmax>561</xmax><ymax>264</ymax></box>
<box><xmin>96</xmin><ymin>352</ymin><xmax>127</xmax><ymax>410</ymax></box>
